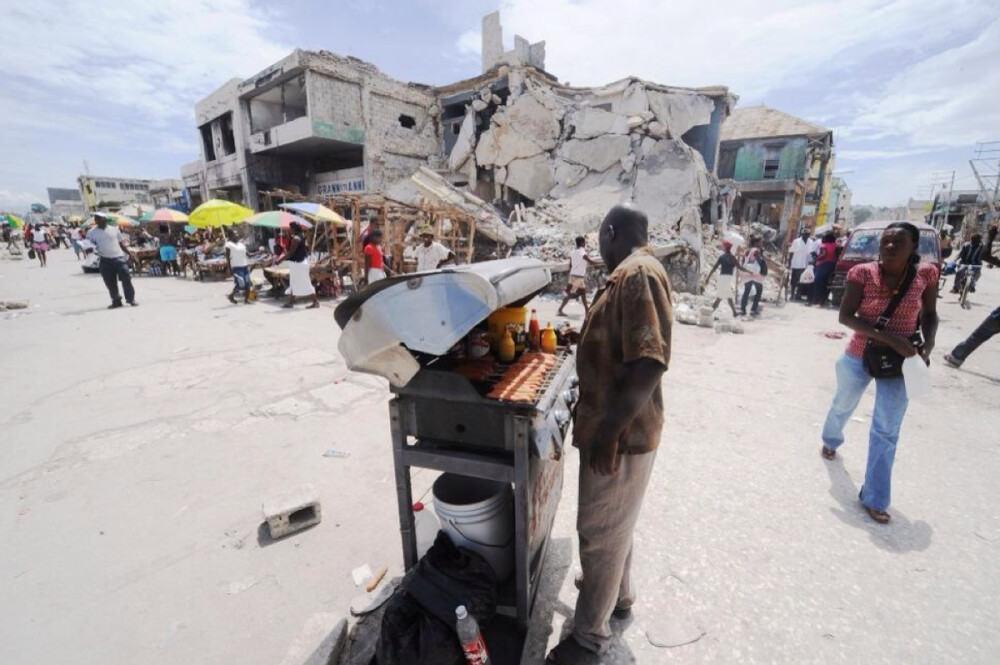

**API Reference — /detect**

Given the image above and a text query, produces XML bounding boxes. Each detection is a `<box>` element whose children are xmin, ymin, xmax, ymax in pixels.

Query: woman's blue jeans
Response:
<box><xmin>822</xmin><ymin>354</ymin><xmax>909</xmax><ymax>512</ymax></box>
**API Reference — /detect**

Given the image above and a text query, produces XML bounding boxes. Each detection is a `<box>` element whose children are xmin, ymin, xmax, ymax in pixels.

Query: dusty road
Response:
<box><xmin>2</xmin><ymin>247</ymin><xmax>998</xmax><ymax>664</ymax></box>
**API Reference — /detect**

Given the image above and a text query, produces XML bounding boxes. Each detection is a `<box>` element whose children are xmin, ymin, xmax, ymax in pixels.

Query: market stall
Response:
<box><xmin>334</xmin><ymin>258</ymin><xmax>575</xmax><ymax>660</ymax></box>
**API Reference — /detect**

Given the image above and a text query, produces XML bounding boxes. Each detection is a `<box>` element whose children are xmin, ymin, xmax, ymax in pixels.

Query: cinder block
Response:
<box><xmin>279</xmin><ymin>613</ymin><xmax>347</xmax><ymax>665</ymax></box>
<box><xmin>263</xmin><ymin>484</ymin><xmax>322</xmax><ymax>539</ymax></box>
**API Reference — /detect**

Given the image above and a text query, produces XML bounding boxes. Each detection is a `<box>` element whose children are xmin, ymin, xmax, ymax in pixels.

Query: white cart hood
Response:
<box><xmin>334</xmin><ymin>258</ymin><xmax>551</xmax><ymax>387</ymax></box>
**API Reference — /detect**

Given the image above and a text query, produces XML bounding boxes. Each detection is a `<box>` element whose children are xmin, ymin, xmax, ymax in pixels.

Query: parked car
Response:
<box><xmin>829</xmin><ymin>220</ymin><xmax>941</xmax><ymax>306</ymax></box>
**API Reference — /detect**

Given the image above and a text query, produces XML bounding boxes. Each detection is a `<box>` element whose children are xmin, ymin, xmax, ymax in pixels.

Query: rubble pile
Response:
<box><xmin>448</xmin><ymin>68</ymin><xmax>731</xmax><ymax>265</ymax></box>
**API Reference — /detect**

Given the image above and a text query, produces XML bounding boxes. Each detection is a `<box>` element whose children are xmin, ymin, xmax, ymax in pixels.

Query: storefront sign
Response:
<box><xmin>313</xmin><ymin>168</ymin><xmax>365</xmax><ymax>196</ymax></box>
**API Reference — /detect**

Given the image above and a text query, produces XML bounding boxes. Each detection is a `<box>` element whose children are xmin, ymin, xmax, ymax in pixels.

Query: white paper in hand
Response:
<box><xmin>902</xmin><ymin>356</ymin><xmax>932</xmax><ymax>400</ymax></box>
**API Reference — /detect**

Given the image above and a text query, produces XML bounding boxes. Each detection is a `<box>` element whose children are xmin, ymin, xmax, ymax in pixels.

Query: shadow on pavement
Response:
<box><xmin>825</xmin><ymin>456</ymin><xmax>933</xmax><ymax>553</ymax></box>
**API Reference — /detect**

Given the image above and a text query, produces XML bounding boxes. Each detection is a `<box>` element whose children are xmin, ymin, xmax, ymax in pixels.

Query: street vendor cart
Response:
<box><xmin>334</xmin><ymin>259</ymin><xmax>576</xmax><ymax>653</ymax></box>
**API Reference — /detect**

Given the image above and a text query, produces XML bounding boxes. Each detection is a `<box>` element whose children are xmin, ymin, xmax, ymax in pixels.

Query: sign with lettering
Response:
<box><xmin>313</xmin><ymin>168</ymin><xmax>366</xmax><ymax>196</ymax></box>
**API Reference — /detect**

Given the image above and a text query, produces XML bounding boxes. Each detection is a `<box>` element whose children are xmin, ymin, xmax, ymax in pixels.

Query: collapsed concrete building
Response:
<box><xmin>181</xmin><ymin>12</ymin><xmax>735</xmax><ymax>288</ymax></box>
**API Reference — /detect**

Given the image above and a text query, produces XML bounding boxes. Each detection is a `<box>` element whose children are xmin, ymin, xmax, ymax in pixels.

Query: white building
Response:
<box><xmin>77</xmin><ymin>175</ymin><xmax>155</xmax><ymax>212</ymax></box>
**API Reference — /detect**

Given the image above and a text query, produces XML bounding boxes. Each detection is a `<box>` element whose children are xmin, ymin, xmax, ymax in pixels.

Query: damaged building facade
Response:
<box><xmin>182</xmin><ymin>50</ymin><xmax>440</xmax><ymax>210</ymax></box>
<box><xmin>717</xmin><ymin>105</ymin><xmax>835</xmax><ymax>246</ymax></box>
<box><xmin>182</xmin><ymin>12</ymin><xmax>735</xmax><ymax>288</ymax></box>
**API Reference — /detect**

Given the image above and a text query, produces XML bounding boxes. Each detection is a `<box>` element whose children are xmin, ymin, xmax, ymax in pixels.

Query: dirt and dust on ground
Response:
<box><xmin>1</xmin><ymin>247</ymin><xmax>998</xmax><ymax>664</ymax></box>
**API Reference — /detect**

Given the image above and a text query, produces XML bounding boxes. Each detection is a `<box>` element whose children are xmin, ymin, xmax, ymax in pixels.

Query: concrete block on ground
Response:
<box><xmin>279</xmin><ymin>613</ymin><xmax>347</xmax><ymax>665</ymax></box>
<box><xmin>263</xmin><ymin>484</ymin><xmax>321</xmax><ymax>539</ymax></box>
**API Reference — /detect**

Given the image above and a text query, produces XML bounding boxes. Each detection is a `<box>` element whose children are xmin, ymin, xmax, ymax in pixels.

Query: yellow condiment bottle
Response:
<box><xmin>540</xmin><ymin>322</ymin><xmax>557</xmax><ymax>353</ymax></box>
<box><xmin>498</xmin><ymin>327</ymin><xmax>516</xmax><ymax>363</ymax></box>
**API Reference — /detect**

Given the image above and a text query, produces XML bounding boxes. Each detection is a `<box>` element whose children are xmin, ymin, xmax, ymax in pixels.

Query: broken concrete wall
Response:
<box><xmin>443</xmin><ymin>70</ymin><xmax>732</xmax><ymax>278</ymax></box>
<box><xmin>300</xmin><ymin>50</ymin><xmax>440</xmax><ymax>195</ymax></box>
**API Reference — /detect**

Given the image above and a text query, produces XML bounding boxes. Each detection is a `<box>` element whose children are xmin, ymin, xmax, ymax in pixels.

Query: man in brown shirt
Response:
<box><xmin>548</xmin><ymin>204</ymin><xmax>673</xmax><ymax>663</ymax></box>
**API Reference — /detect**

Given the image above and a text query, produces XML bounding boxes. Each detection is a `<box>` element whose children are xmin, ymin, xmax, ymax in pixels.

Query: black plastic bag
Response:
<box><xmin>376</xmin><ymin>532</ymin><xmax>497</xmax><ymax>665</ymax></box>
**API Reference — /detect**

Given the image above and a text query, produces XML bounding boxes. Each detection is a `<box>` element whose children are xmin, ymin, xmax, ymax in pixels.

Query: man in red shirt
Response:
<box><xmin>363</xmin><ymin>229</ymin><xmax>394</xmax><ymax>286</ymax></box>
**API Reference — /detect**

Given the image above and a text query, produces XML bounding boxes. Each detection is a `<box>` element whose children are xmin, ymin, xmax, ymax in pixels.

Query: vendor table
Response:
<box><xmin>127</xmin><ymin>247</ymin><xmax>160</xmax><ymax>274</ymax></box>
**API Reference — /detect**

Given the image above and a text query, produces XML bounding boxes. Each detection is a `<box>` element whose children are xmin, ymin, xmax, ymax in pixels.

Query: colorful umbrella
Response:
<box><xmin>85</xmin><ymin>213</ymin><xmax>138</xmax><ymax>227</ymax></box>
<box><xmin>189</xmin><ymin>199</ymin><xmax>254</xmax><ymax>229</ymax></box>
<box><xmin>140</xmin><ymin>208</ymin><xmax>189</xmax><ymax>224</ymax></box>
<box><xmin>3</xmin><ymin>213</ymin><xmax>24</xmax><ymax>229</ymax></box>
<box><xmin>278</xmin><ymin>202</ymin><xmax>347</xmax><ymax>225</ymax></box>
<box><xmin>184</xmin><ymin>225</ymin><xmax>198</xmax><ymax>235</ymax></box>
<box><xmin>244</xmin><ymin>210</ymin><xmax>313</xmax><ymax>230</ymax></box>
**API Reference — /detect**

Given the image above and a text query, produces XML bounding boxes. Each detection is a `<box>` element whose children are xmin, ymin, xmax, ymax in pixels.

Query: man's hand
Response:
<box><xmin>589</xmin><ymin>436</ymin><xmax>620</xmax><ymax>476</ymax></box>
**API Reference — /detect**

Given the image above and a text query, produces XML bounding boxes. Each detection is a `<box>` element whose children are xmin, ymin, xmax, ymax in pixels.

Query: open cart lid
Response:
<box><xmin>335</xmin><ymin>258</ymin><xmax>551</xmax><ymax>387</ymax></box>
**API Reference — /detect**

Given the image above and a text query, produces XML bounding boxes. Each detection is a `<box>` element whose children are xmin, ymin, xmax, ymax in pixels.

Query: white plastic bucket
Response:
<box><xmin>432</xmin><ymin>474</ymin><xmax>514</xmax><ymax>580</ymax></box>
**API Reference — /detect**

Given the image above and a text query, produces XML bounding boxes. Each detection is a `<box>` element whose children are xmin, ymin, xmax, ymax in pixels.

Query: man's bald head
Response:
<box><xmin>598</xmin><ymin>204</ymin><xmax>649</xmax><ymax>271</ymax></box>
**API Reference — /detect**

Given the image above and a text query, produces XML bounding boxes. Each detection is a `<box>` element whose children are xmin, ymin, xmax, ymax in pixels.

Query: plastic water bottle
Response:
<box><xmin>456</xmin><ymin>605</ymin><xmax>490</xmax><ymax>665</ymax></box>
<box><xmin>413</xmin><ymin>501</ymin><xmax>439</xmax><ymax>559</ymax></box>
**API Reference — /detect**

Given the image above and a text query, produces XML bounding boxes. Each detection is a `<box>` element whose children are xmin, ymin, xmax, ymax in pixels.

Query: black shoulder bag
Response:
<box><xmin>862</xmin><ymin>266</ymin><xmax>921</xmax><ymax>378</ymax></box>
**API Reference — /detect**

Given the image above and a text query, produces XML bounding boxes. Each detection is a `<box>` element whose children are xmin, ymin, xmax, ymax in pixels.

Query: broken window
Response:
<box><xmin>452</xmin><ymin>122</ymin><xmax>462</xmax><ymax>135</ymax></box>
<box><xmin>762</xmin><ymin>143</ymin><xmax>784</xmax><ymax>180</ymax></box>
<box><xmin>220</xmin><ymin>113</ymin><xmax>237</xmax><ymax>156</ymax></box>
<box><xmin>200</xmin><ymin>123</ymin><xmax>216</xmax><ymax>161</ymax></box>
<box><xmin>248</xmin><ymin>76</ymin><xmax>307</xmax><ymax>134</ymax></box>
<box><xmin>398</xmin><ymin>114</ymin><xmax>416</xmax><ymax>129</ymax></box>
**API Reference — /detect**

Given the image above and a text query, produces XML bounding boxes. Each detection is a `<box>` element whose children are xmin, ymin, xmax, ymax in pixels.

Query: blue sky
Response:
<box><xmin>1</xmin><ymin>0</ymin><xmax>997</xmax><ymax>212</ymax></box>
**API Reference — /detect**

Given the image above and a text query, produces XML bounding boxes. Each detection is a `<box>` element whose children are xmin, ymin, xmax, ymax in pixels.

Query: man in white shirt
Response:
<box><xmin>557</xmin><ymin>235</ymin><xmax>599</xmax><ymax>316</ymax></box>
<box><xmin>786</xmin><ymin>229</ymin><xmax>816</xmax><ymax>301</ymax></box>
<box><xmin>414</xmin><ymin>226</ymin><xmax>455</xmax><ymax>272</ymax></box>
<box><xmin>224</xmin><ymin>230</ymin><xmax>251</xmax><ymax>304</ymax></box>
<box><xmin>86</xmin><ymin>214</ymin><xmax>137</xmax><ymax>308</ymax></box>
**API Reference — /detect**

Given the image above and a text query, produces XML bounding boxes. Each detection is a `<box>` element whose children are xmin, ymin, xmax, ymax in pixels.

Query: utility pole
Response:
<box><xmin>969</xmin><ymin>141</ymin><xmax>1000</xmax><ymax>228</ymax></box>
<box><xmin>930</xmin><ymin>170</ymin><xmax>956</xmax><ymax>230</ymax></box>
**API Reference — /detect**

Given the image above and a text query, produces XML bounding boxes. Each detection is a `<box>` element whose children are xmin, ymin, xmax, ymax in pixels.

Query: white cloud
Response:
<box><xmin>841</xmin><ymin>17</ymin><xmax>1000</xmax><ymax>150</ymax></box>
<box><xmin>0</xmin><ymin>0</ymin><xmax>291</xmax><ymax>199</ymax></box>
<box><xmin>457</xmin><ymin>29</ymin><xmax>482</xmax><ymax>56</ymax></box>
<box><xmin>0</xmin><ymin>190</ymin><xmax>44</xmax><ymax>212</ymax></box>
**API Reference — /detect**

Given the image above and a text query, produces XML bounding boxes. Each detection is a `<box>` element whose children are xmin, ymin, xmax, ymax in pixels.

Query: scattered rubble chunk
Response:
<box><xmin>569</xmin><ymin>107</ymin><xmax>630</xmax><ymax>139</ymax></box>
<box><xmin>715</xmin><ymin>321</ymin><xmax>745</xmax><ymax>334</ymax></box>
<box><xmin>647</xmin><ymin>90</ymin><xmax>715</xmax><ymax>138</ymax></box>
<box><xmin>262</xmin><ymin>484</ymin><xmax>322</xmax><ymax>540</ymax></box>
<box><xmin>557</xmin><ymin>135</ymin><xmax>632</xmax><ymax>173</ymax></box>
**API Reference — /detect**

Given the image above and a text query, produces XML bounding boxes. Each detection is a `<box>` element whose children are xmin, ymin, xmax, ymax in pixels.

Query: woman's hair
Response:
<box><xmin>885</xmin><ymin>221</ymin><xmax>921</xmax><ymax>265</ymax></box>
<box><xmin>822</xmin><ymin>231</ymin><xmax>836</xmax><ymax>243</ymax></box>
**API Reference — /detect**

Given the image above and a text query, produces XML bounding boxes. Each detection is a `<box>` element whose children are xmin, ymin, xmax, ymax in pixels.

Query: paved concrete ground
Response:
<box><xmin>2</xmin><ymin>247</ymin><xmax>998</xmax><ymax>664</ymax></box>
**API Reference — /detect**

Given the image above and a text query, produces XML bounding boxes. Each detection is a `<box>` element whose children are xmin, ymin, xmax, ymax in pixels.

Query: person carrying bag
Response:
<box><xmin>817</xmin><ymin>222</ymin><xmax>939</xmax><ymax>524</ymax></box>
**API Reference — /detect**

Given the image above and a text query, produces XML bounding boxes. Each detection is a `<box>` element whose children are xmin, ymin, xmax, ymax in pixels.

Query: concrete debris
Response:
<box><xmin>351</xmin><ymin>564</ymin><xmax>374</xmax><ymax>587</ymax></box>
<box><xmin>698</xmin><ymin>306</ymin><xmax>715</xmax><ymax>328</ymax></box>
<box><xmin>675</xmin><ymin>303</ymin><xmax>699</xmax><ymax>326</ymax></box>
<box><xmin>262</xmin><ymin>485</ymin><xmax>322</xmax><ymax>540</ymax></box>
<box><xmin>408</xmin><ymin>166</ymin><xmax>516</xmax><ymax>245</ymax></box>
<box><xmin>279</xmin><ymin>614</ymin><xmax>347</xmax><ymax>665</ymax></box>
<box><xmin>569</xmin><ymin>107</ymin><xmax>630</xmax><ymax>139</ymax></box>
<box><xmin>503</xmin><ymin>156</ymin><xmax>556</xmax><ymax>200</ymax></box>
<box><xmin>447</xmin><ymin>110</ymin><xmax>477</xmax><ymax>172</ymax></box>
<box><xmin>439</xmin><ymin>69</ymin><xmax>727</xmax><ymax>279</ymax></box>
<box><xmin>557</xmin><ymin>135</ymin><xmax>632</xmax><ymax>173</ymax></box>
<box><xmin>647</xmin><ymin>90</ymin><xmax>715</xmax><ymax>138</ymax></box>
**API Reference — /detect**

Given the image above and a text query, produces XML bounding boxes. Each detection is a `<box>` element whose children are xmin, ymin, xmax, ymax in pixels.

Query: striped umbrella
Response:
<box><xmin>3</xmin><ymin>213</ymin><xmax>24</xmax><ymax>229</ymax></box>
<box><xmin>140</xmin><ymin>208</ymin><xmax>189</xmax><ymax>224</ymax></box>
<box><xmin>85</xmin><ymin>213</ymin><xmax>138</xmax><ymax>227</ymax></box>
<box><xmin>244</xmin><ymin>210</ymin><xmax>313</xmax><ymax>230</ymax></box>
<box><xmin>278</xmin><ymin>202</ymin><xmax>347</xmax><ymax>225</ymax></box>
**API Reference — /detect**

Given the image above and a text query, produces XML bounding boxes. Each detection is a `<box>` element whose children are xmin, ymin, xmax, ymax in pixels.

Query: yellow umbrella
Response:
<box><xmin>189</xmin><ymin>199</ymin><xmax>254</xmax><ymax>229</ymax></box>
